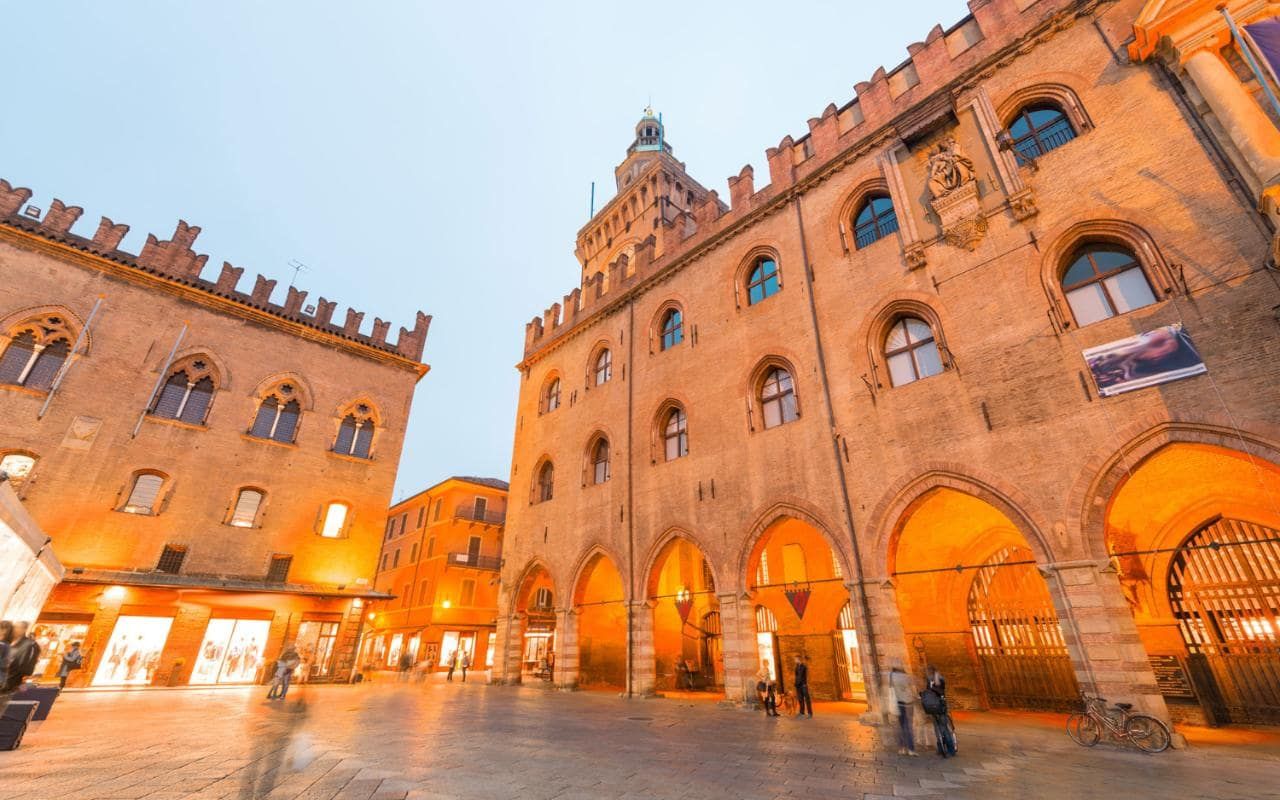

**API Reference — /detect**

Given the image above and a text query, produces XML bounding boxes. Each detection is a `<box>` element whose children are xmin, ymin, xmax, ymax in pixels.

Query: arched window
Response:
<box><xmin>663</xmin><ymin>407</ymin><xmax>688</xmax><ymax>461</ymax></box>
<box><xmin>533</xmin><ymin>586</ymin><xmax>554</xmax><ymax>611</ymax></box>
<box><xmin>536</xmin><ymin>461</ymin><xmax>555</xmax><ymax>502</ymax></box>
<box><xmin>334</xmin><ymin>403</ymin><xmax>376</xmax><ymax>459</ymax></box>
<box><xmin>0</xmin><ymin>314</ymin><xmax>74</xmax><ymax>391</ymax></box>
<box><xmin>122</xmin><ymin>472</ymin><xmax>166</xmax><ymax>515</ymax></box>
<box><xmin>755</xmin><ymin>605</ymin><xmax>779</xmax><ymax>632</ymax></box>
<box><xmin>150</xmin><ymin>358</ymin><xmax>215</xmax><ymax>425</ymax></box>
<box><xmin>594</xmin><ymin>349</ymin><xmax>612</xmax><ymax>386</ymax></box>
<box><xmin>0</xmin><ymin>452</ymin><xmax>36</xmax><ymax>487</ymax></box>
<box><xmin>853</xmin><ymin>196</ymin><xmax>899</xmax><ymax>249</ymax></box>
<box><xmin>1060</xmin><ymin>245</ymin><xmax>1157</xmax><ymax>326</ymax></box>
<box><xmin>228</xmin><ymin>488</ymin><xmax>264</xmax><ymax>528</ymax></box>
<box><xmin>251</xmin><ymin>384</ymin><xmax>301</xmax><ymax>443</ymax></box>
<box><xmin>591</xmin><ymin>438</ymin><xmax>611</xmax><ymax>485</ymax></box>
<box><xmin>660</xmin><ymin>308</ymin><xmax>684</xmax><ymax>351</ymax></box>
<box><xmin>1008</xmin><ymin>103</ymin><xmax>1076</xmax><ymax>161</ymax></box>
<box><xmin>746</xmin><ymin>258</ymin><xmax>780</xmax><ymax>305</ymax></box>
<box><xmin>759</xmin><ymin>368</ymin><xmax>798</xmax><ymax>429</ymax></box>
<box><xmin>885</xmin><ymin>317</ymin><xmax>944</xmax><ymax>387</ymax></box>
<box><xmin>544</xmin><ymin>377</ymin><xmax>561</xmax><ymax>412</ymax></box>
<box><xmin>319</xmin><ymin>502</ymin><xmax>349</xmax><ymax>538</ymax></box>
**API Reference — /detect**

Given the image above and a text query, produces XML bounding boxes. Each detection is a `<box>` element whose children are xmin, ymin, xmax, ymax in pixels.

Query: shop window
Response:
<box><xmin>853</xmin><ymin>196</ymin><xmax>898</xmax><ymax>249</ymax></box>
<box><xmin>250</xmin><ymin>385</ymin><xmax>301</xmax><ymax>443</ymax></box>
<box><xmin>0</xmin><ymin>452</ymin><xmax>36</xmax><ymax>487</ymax></box>
<box><xmin>228</xmin><ymin>488</ymin><xmax>264</xmax><ymax>528</ymax></box>
<box><xmin>1007</xmin><ymin>103</ymin><xmax>1076</xmax><ymax>161</ymax></box>
<box><xmin>266</xmin><ymin>554</ymin><xmax>293</xmax><ymax>583</ymax></box>
<box><xmin>759</xmin><ymin>367</ymin><xmax>799</xmax><ymax>429</ymax></box>
<box><xmin>91</xmin><ymin>615</ymin><xmax>175</xmax><ymax>687</ymax></box>
<box><xmin>156</xmin><ymin>544</ymin><xmax>188</xmax><ymax>574</ymax></box>
<box><xmin>319</xmin><ymin>502</ymin><xmax>349</xmax><ymax>538</ymax></box>
<box><xmin>150</xmin><ymin>357</ymin><xmax>216</xmax><ymax>425</ymax></box>
<box><xmin>746</xmin><ymin>257</ymin><xmax>781</xmax><ymax>305</ymax></box>
<box><xmin>122</xmin><ymin>472</ymin><xmax>166</xmax><ymax>515</ymax></box>
<box><xmin>663</xmin><ymin>406</ymin><xmax>688</xmax><ymax>461</ymax></box>
<box><xmin>885</xmin><ymin>317</ymin><xmax>944</xmax><ymax>387</ymax></box>
<box><xmin>1060</xmin><ymin>245</ymin><xmax>1157</xmax><ymax>327</ymax></box>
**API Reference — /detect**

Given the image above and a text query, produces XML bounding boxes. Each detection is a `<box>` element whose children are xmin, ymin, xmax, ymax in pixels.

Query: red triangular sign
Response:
<box><xmin>675</xmin><ymin>596</ymin><xmax>693</xmax><ymax>623</ymax></box>
<box><xmin>785</xmin><ymin>586</ymin><xmax>811</xmax><ymax>619</ymax></box>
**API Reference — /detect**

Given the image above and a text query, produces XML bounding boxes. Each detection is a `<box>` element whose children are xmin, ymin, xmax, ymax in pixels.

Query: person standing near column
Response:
<box><xmin>57</xmin><ymin>641</ymin><xmax>84</xmax><ymax>689</ymax></box>
<box><xmin>890</xmin><ymin>665</ymin><xmax>919</xmax><ymax>756</ymax></box>
<box><xmin>793</xmin><ymin>655</ymin><xmax>814</xmax><ymax>718</ymax></box>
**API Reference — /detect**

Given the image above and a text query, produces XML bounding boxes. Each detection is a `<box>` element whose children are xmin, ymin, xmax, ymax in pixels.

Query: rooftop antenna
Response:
<box><xmin>590</xmin><ymin>181</ymin><xmax>596</xmax><ymax>218</ymax></box>
<box><xmin>287</xmin><ymin>259</ymin><xmax>310</xmax><ymax>289</ymax></box>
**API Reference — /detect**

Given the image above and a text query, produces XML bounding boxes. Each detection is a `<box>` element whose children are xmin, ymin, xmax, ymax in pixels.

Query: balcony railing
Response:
<box><xmin>453</xmin><ymin>505</ymin><xmax>506</xmax><ymax>525</ymax></box>
<box><xmin>446</xmin><ymin>552</ymin><xmax>501</xmax><ymax>571</ymax></box>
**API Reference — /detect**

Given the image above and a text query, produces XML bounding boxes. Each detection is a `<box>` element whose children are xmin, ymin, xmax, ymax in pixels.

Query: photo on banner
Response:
<box><xmin>1082</xmin><ymin>323</ymin><xmax>1206</xmax><ymax>398</ymax></box>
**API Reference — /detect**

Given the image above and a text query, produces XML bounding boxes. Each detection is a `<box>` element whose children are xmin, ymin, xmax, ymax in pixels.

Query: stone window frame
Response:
<box><xmin>531</xmin><ymin>455</ymin><xmax>555</xmax><ymax>505</ymax></box>
<box><xmin>864</xmin><ymin>299</ymin><xmax>955</xmax><ymax>390</ymax></box>
<box><xmin>539</xmin><ymin>370</ymin><xmax>563</xmax><ymax>415</ymax></box>
<box><xmin>585</xmin><ymin>340</ymin><xmax>613</xmax><ymax>390</ymax></box>
<box><xmin>148</xmin><ymin>353</ymin><xmax>221</xmax><ymax>427</ymax></box>
<box><xmin>247</xmin><ymin>373</ymin><xmax>313</xmax><ymax>446</ymax></box>
<box><xmin>650</xmin><ymin>299</ymin><xmax>688</xmax><ymax>354</ymax></box>
<box><xmin>0</xmin><ymin>307</ymin><xmax>82</xmax><ymax>394</ymax></box>
<box><xmin>331</xmin><ymin>396</ymin><xmax>381</xmax><ymax>461</ymax></box>
<box><xmin>745</xmin><ymin>356</ymin><xmax>803</xmax><ymax>433</ymax></box>
<box><xmin>1039</xmin><ymin>219</ymin><xmax>1176</xmax><ymax>332</ymax></box>
<box><xmin>583</xmin><ymin>430</ymin><xmax>612</xmax><ymax>487</ymax></box>
<box><xmin>225</xmin><ymin>485</ymin><xmax>269</xmax><ymax>529</ymax></box>
<box><xmin>315</xmin><ymin>499</ymin><xmax>354</xmax><ymax>539</ymax></box>
<box><xmin>116</xmin><ymin>468</ymin><xmax>174</xmax><ymax>516</ymax></box>
<box><xmin>996</xmin><ymin>83</ymin><xmax>1094</xmax><ymax>165</ymax></box>
<box><xmin>732</xmin><ymin>246</ymin><xmax>784</xmax><ymax>310</ymax></box>
<box><xmin>651</xmin><ymin>398</ymin><xmax>690</xmax><ymax>464</ymax></box>
<box><xmin>837</xmin><ymin>177</ymin><xmax>901</xmax><ymax>255</ymax></box>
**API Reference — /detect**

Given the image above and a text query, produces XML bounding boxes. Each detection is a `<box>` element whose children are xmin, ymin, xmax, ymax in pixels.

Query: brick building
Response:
<box><xmin>362</xmin><ymin>477</ymin><xmax>508</xmax><ymax>676</ymax></box>
<box><xmin>0</xmin><ymin>180</ymin><xmax>429</xmax><ymax>688</ymax></box>
<box><xmin>496</xmin><ymin>0</ymin><xmax>1280</xmax><ymax>729</ymax></box>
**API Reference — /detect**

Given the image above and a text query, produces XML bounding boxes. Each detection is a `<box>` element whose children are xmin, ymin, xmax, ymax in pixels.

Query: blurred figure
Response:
<box><xmin>239</xmin><ymin>692</ymin><xmax>310</xmax><ymax>799</ymax></box>
<box><xmin>0</xmin><ymin>620</ymin><xmax>13</xmax><ymax>717</ymax></box>
<box><xmin>3</xmin><ymin>622</ymin><xmax>39</xmax><ymax>693</ymax></box>
<box><xmin>267</xmin><ymin>646</ymin><xmax>301</xmax><ymax>701</ymax></box>
<box><xmin>58</xmin><ymin>641</ymin><xmax>84</xmax><ymax>689</ymax></box>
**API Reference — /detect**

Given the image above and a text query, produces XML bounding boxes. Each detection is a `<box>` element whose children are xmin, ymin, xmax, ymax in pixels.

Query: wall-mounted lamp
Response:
<box><xmin>103</xmin><ymin>585</ymin><xmax>126</xmax><ymax>601</ymax></box>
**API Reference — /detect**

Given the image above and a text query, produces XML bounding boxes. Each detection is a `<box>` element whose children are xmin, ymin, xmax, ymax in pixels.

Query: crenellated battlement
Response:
<box><xmin>523</xmin><ymin>0</ymin><xmax>1086</xmax><ymax>360</ymax></box>
<box><xmin>0</xmin><ymin>179</ymin><xmax>430</xmax><ymax>363</ymax></box>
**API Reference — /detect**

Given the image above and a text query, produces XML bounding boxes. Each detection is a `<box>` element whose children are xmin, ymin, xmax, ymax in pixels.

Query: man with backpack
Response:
<box><xmin>920</xmin><ymin>665</ymin><xmax>957</xmax><ymax>758</ymax></box>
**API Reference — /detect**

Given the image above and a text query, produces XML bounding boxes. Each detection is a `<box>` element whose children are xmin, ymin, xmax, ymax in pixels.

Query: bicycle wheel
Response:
<box><xmin>1125</xmin><ymin>714</ymin><xmax>1172</xmax><ymax>754</ymax></box>
<box><xmin>1067</xmin><ymin>713</ymin><xmax>1101</xmax><ymax>746</ymax></box>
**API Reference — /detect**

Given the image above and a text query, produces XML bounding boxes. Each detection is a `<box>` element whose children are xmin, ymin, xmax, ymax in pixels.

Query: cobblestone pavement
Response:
<box><xmin>3</xmin><ymin>680</ymin><xmax>1278</xmax><ymax>800</ymax></box>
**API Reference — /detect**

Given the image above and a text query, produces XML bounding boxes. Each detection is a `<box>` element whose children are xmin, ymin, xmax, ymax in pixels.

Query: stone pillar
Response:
<box><xmin>629</xmin><ymin>600</ymin><xmax>657</xmax><ymax>696</ymax></box>
<box><xmin>1049</xmin><ymin>563</ymin><xmax>1170</xmax><ymax>721</ymax></box>
<box><xmin>491</xmin><ymin>609</ymin><xmax>524</xmax><ymax>685</ymax></box>
<box><xmin>554</xmin><ymin>607</ymin><xmax>577</xmax><ymax>689</ymax></box>
<box><xmin>1184</xmin><ymin>48</ymin><xmax>1280</xmax><ymax>189</ymax></box>
<box><xmin>862</xmin><ymin>578</ymin><xmax>914</xmax><ymax>717</ymax></box>
<box><xmin>717</xmin><ymin>591</ymin><xmax>756</xmax><ymax>704</ymax></box>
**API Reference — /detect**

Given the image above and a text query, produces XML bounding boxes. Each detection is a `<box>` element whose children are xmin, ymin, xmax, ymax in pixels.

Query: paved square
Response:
<box><xmin>3</xmin><ymin>682</ymin><xmax>1278</xmax><ymax>800</ymax></box>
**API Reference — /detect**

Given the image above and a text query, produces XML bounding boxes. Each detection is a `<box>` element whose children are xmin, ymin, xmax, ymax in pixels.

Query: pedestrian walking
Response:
<box><xmin>58</xmin><ymin>641</ymin><xmax>84</xmax><ymax>689</ymax></box>
<box><xmin>889</xmin><ymin>665</ymin><xmax>919</xmax><ymax>756</ymax></box>
<box><xmin>793</xmin><ymin>655</ymin><xmax>814</xmax><ymax>718</ymax></box>
<box><xmin>922</xmin><ymin>665</ymin><xmax>957</xmax><ymax>758</ymax></box>
<box><xmin>445</xmin><ymin>650</ymin><xmax>457</xmax><ymax>682</ymax></box>
<box><xmin>460</xmin><ymin>650</ymin><xmax>471</xmax><ymax>683</ymax></box>
<box><xmin>267</xmin><ymin>646</ymin><xmax>301</xmax><ymax>700</ymax></box>
<box><xmin>3</xmin><ymin>621</ymin><xmax>40</xmax><ymax>693</ymax></box>
<box><xmin>756</xmin><ymin>662</ymin><xmax>778</xmax><ymax>717</ymax></box>
<box><xmin>397</xmin><ymin>650</ymin><xmax>413</xmax><ymax>683</ymax></box>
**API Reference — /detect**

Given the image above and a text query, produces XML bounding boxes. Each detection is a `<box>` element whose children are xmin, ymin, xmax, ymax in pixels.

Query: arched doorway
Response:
<box><xmin>573</xmin><ymin>552</ymin><xmax>627</xmax><ymax>691</ymax></box>
<box><xmin>892</xmin><ymin>487</ymin><xmax>1079</xmax><ymax>710</ymax></box>
<box><xmin>648</xmin><ymin>536</ymin><xmax>721</xmax><ymax>695</ymax></box>
<box><xmin>835</xmin><ymin>602</ymin><xmax>865</xmax><ymax>700</ymax></box>
<box><xmin>1104</xmin><ymin>442</ymin><xmax>1280</xmax><ymax>726</ymax></box>
<box><xmin>745</xmin><ymin>516</ymin><xmax>863</xmax><ymax>702</ymax></box>
<box><xmin>514</xmin><ymin>564</ymin><xmax>556</xmax><ymax>682</ymax></box>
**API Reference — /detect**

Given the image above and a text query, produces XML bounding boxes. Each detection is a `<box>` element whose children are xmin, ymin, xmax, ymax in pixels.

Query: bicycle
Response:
<box><xmin>1066</xmin><ymin>693</ymin><xmax>1172</xmax><ymax>753</ymax></box>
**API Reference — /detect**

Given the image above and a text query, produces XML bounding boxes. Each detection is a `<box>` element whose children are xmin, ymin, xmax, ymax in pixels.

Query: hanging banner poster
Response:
<box><xmin>1083</xmin><ymin>323</ymin><xmax>1206</xmax><ymax>398</ymax></box>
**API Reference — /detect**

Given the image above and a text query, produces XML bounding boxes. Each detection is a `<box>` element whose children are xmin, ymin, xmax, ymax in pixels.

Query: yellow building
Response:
<box><xmin>362</xmin><ymin>477</ymin><xmax>507</xmax><ymax>675</ymax></box>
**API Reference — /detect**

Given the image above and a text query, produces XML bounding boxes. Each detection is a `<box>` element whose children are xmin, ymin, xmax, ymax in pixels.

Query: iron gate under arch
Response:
<box><xmin>1169</xmin><ymin>517</ymin><xmax>1280</xmax><ymax>725</ymax></box>
<box><xmin>968</xmin><ymin>545</ymin><xmax>1080</xmax><ymax>710</ymax></box>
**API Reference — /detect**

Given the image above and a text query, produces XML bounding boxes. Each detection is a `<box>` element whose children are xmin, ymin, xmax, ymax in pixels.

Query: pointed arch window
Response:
<box><xmin>853</xmin><ymin>196</ymin><xmax>899</xmax><ymax>249</ymax></box>
<box><xmin>591</xmin><ymin>438</ymin><xmax>611</xmax><ymax>485</ymax></box>
<box><xmin>0</xmin><ymin>314</ymin><xmax>75</xmax><ymax>391</ymax></box>
<box><xmin>759</xmin><ymin>368</ymin><xmax>798</xmax><ymax>429</ymax></box>
<box><xmin>250</xmin><ymin>384</ymin><xmax>301</xmax><ymax>443</ymax></box>
<box><xmin>150</xmin><ymin>358</ymin><xmax>215</xmax><ymax>424</ymax></box>
<box><xmin>334</xmin><ymin>403</ymin><xmax>376</xmax><ymax>459</ymax></box>
<box><xmin>544</xmin><ymin>377</ymin><xmax>561</xmax><ymax>413</ymax></box>
<box><xmin>885</xmin><ymin>317</ymin><xmax>944</xmax><ymax>387</ymax></box>
<box><xmin>663</xmin><ymin>406</ymin><xmax>688</xmax><ymax>461</ymax></box>
<box><xmin>536</xmin><ymin>461</ymin><xmax>555</xmax><ymax>503</ymax></box>
<box><xmin>746</xmin><ymin>258</ymin><xmax>780</xmax><ymax>305</ymax></box>
<box><xmin>1060</xmin><ymin>245</ymin><xmax>1156</xmax><ymax>327</ymax></box>
<box><xmin>594</xmin><ymin>349</ymin><xmax>612</xmax><ymax>386</ymax></box>
<box><xmin>660</xmin><ymin>308</ymin><xmax>684</xmax><ymax>350</ymax></box>
<box><xmin>1008</xmin><ymin>103</ymin><xmax>1076</xmax><ymax>161</ymax></box>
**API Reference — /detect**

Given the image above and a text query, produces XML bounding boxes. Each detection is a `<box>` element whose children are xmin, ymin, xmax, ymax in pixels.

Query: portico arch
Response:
<box><xmin>644</xmin><ymin>530</ymin><xmax>722</xmax><ymax>696</ymax></box>
<box><xmin>570</xmin><ymin>546</ymin><xmax>627</xmax><ymax>691</ymax></box>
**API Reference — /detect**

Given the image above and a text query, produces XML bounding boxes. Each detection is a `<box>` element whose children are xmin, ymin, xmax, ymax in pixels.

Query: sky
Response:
<box><xmin>6</xmin><ymin>0</ymin><xmax>969</xmax><ymax>501</ymax></box>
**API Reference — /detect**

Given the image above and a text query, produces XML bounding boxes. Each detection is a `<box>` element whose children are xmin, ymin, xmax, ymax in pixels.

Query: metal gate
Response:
<box><xmin>1170</xmin><ymin>518</ymin><xmax>1280</xmax><ymax>725</ymax></box>
<box><xmin>968</xmin><ymin>545</ymin><xmax>1080</xmax><ymax>710</ymax></box>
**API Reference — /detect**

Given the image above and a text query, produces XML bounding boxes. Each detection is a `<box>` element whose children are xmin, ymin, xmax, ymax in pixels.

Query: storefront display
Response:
<box><xmin>440</xmin><ymin>631</ymin><xmax>476</xmax><ymax>666</ymax></box>
<box><xmin>31</xmin><ymin>621</ymin><xmax>89</xmax><ymax>680</ymax></box>
<box><xmin>190</xmin><ymin>619</ymin><xmax>271</xmax><ymax>685</ymax></box>
<box><xmin>522</xmin><ymin>626</ymin><xmax>553</xmax><ymax>675</ymax></box>
<box><xmin>486</xmin><ymin>632</ymin><xmax>496</xmax><ymax>668</ymax></box>
<box><xmin>295</xmin><ymin>620</ymin><xmax>339</xmax><ymax>679</ymax></box>
<box><xmin>91</xmin><ymin>615</ymin><xmax>174</xmax><ymax>687</ymax></box>
<box><xmin>386</xmin><ymin>633</ymin><xmax>404</xmax><ymax>667</ymax></box>
<box><xmin>756</xmin><ymin>632</ymin><xmax>778</xmax><ymax>681</ymax></box>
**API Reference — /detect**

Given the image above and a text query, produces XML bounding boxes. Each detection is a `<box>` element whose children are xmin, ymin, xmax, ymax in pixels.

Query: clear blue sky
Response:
<box><xmin>7</xmin><ymin>1</ymin><xmax>968</xmax><ymax>500</ymax></box>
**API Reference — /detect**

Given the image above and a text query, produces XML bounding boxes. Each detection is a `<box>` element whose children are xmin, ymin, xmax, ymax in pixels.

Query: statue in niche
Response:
<box><xmin>925</xmin><ymin>137</ymin><xmax>976</xmax><ymax>199</ymax></box>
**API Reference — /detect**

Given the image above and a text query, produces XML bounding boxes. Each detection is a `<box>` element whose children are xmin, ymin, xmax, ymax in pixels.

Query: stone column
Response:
<box><xmin>629</xmin><ymin>600</ymin><xmax>657</xmax><ymax>696</ymax></box>
<box><xmin>491</xmin><ymin>609</ymin><xmax>524</xmax><ymax>685</ymax></box>
<box><xmin>1049</xmin><ymin>563</ymin><xmax>1170</xmax><ymax>721</ymax></box>
<box><xmin>717</xmin><ymin>591</ymin><xmax>755</xmax><ymax>704</ymax></box>
<box><xmin>554</xmin><ymin>607</ymin><xmax>577</xmax><ymax>689</ymax></box>
<box><xmin>1184</xmin><ymin>48</ymin><xmax>1280</xmax><ymax>189</ymax></box>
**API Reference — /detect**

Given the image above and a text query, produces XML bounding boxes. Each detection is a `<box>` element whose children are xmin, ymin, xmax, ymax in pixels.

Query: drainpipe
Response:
<box><xmin>625</xmin><ymin>296</ymin><xmax>637</xmax><ymax>697</ymax></box>
<box><xmin>791</xmin><ymin>195</ymin><xmax>883</xmax><ymax>701</ymax></box>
